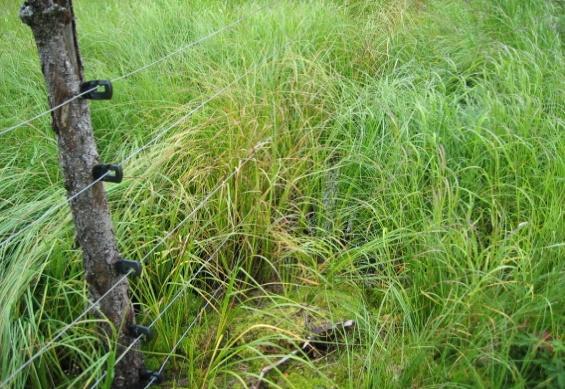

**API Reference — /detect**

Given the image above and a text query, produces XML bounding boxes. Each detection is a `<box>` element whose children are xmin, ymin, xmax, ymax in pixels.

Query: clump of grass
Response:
<box><xmin>1</xmin><ymin>0</ymin><xmax>563</xmax><ymax>387</ymax></box>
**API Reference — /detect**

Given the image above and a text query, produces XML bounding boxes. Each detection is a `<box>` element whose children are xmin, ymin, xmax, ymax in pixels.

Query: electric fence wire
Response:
<box><xmin>91</xmin><ymin>242</ymin><xmax>228</xmax><ymax>388</ymax></box>
<box><xmin>0</xmin><ymin>3</ymin><xmax>269</xmax><ymax>137</ymax></box>
<box><xmin>1</xmin><ymin>27</ymin><xmax>290</xmax><ymax>389</ymax></box>
<box><xmin>0</xmin><ymin>43</ymin><xmax>286</xmax><ymax>249</ymax></box>
<box><xmin>0</xmin><ymin>135</ymin><xmax>271</xmax><ymax>388</ymax></box>
<box><xmin>142</xmin><ymin>287</ymin><xmax>222</xmax><ymax>389</ymax></box>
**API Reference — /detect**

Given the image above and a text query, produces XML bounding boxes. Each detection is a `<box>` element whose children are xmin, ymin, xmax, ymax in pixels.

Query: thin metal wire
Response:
<box><xmin>1</xmin><ymin>37</ymin><xmax>287</xmax><ymax>388</ymax></box>
<box><xmin>90</xmin><ymin>224</ymin><xmax>232</xmax><ymax>388</ymax></box>
<box><xmin>1</xmin><ymin>44</ymin><xmax>283</xmax><ymax>248</ymax></box>
<box><xmin>0</xmin><ymin>139</ymin><xmax>269</xmax><ymax>388</ymax></box>
<box><xmin>109</xmin><ymin>5</ymin><xmax>268</xmax><ymax>84</ymax></box>
<box><xmin>0</xmin><ymin>88</ymin><xmax>97</xmax><ymax>137</ymax></box>
<box><xmin>0</xmin><ymin>3</ymin><xmax>268</xmax><ymax>137</ymax></box>
<box><xmin>0</xmin><ymin>268</ymin><xmax>134</xmax><ymax>389</ymax></box>
<box><xmin>92</xmin><ymin>285</ymin><xmax>223</xmax><ymax>388</ymax></box>
<box><xmin>143</xmin><ymin>287</ymin><xmax>222</xmax><ymax>389</ymax></box>
<box><xmin>0</xmin><ymin>170</ymin><xmax>110</xmax><ymax>247</ymax></box>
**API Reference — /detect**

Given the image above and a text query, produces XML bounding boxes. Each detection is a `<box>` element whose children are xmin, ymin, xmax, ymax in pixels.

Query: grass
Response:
<box><xmin>0</xmin><ymin>0</ymin><xmax>563</xmax><ymax>387</ymax></box>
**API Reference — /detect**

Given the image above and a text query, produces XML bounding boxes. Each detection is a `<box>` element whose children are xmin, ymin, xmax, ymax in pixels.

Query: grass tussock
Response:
<box><xmin>0</xmin><ymin>0</ymin><xmax>563</xmax><ymax>387</ymax></box>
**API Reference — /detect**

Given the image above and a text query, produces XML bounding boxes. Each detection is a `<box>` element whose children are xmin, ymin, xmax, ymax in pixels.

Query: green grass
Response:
<box><xmin>1</xmin><ymin>0</ymin><xmax>563</xmax><ymax>387</ymax></box>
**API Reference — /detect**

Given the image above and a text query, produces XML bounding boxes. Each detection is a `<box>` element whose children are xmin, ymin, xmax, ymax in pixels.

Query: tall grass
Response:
<box><xmin>0</xmin><ymin>0</ymin><xmax>563</xmax><ymax>387</ymax></box>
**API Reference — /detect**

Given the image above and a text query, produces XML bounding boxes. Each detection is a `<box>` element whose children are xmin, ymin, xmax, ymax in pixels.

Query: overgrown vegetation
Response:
<box><xmin>1</xmin><ymin>0</ymin><xmax>563</xmax><ymax>387</ymax></box>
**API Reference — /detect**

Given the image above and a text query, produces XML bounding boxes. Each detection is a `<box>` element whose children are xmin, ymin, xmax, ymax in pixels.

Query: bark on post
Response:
<box><xmin>20</xmin><ymin>1</ymin><xmax>144</xmax><ymax>387</ymax></box>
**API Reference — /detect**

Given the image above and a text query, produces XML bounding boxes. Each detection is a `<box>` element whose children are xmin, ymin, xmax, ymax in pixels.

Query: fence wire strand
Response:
<box><xmin>92</xmin><ymin>241</ymin><xmax>228</xmax><ymax>388</ymax></box>
<box><xmin>1</xmin><ymin>137</ymin><xmax>269</xmax><ymax>388</ymax></box>
<box><xmin>1</xmin><ymin>44</ymin><xmax>285</xmax><ymax>249</ymax></box>
<box><xmin>0</xmin><ymin>3</ymin><xmax>268</xmax><ymax>137</ymax></box>
<box><xmin>0</xmin><ymin>3</ymin><xmax>291</xmax><ymax>383</ymax></box>
<box><xmin>143</xmin><ymin>287</ymin><xmax>222</xmax><ymax>389</ymax></box>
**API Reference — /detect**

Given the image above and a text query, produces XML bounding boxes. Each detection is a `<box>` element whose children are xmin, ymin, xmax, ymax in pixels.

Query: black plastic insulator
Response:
<box><xmin>80</xmin><ymin>80</ymin><xmax>113</xmax><ymax>100</ymax></box>
<box><xmin>129</xmin><ymin>325</ymin><xmax>154</xmax><ymax>340</ymax></box>
<box><xmin>92</xmin><ymin>164</ymin><xmax>123</xmax><ymax>183</ymax></box>
<box><xmin>141</xmin><ymin>370</ymin><xmax>165</xmax><ymax>386</ymax></box>
<box><xmin>115</xmin><ymin>259</ymin><xmax>142</xmax><ymax>277</ymax></box>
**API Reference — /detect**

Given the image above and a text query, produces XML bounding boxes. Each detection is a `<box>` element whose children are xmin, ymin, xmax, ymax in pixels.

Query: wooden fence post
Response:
<box><xmin>20</xmin><ymin>0</ymin><xmax>144</xmax><ymax>386</ymax></box>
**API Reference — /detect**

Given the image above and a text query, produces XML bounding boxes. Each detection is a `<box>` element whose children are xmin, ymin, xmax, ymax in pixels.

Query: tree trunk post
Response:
<box><xmin>20</xmin><ymin>1</ymin><xmax>144</xmax><ymax>387</ymax></box>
